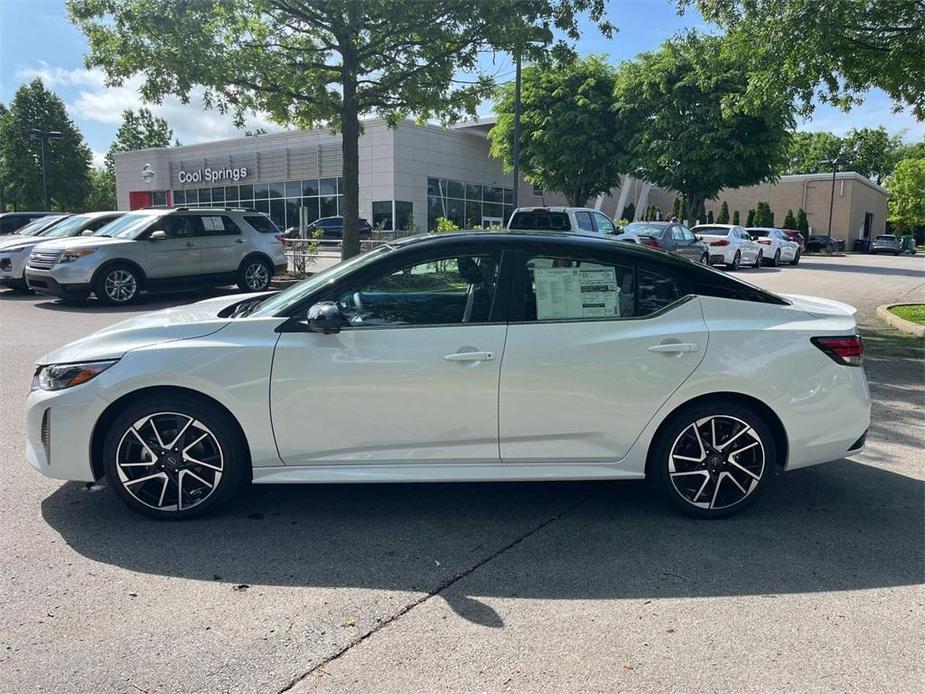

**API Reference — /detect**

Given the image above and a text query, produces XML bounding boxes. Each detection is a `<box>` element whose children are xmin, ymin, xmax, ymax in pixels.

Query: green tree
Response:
<box><xmin>894</xmin><ymin>139</ymin><xmax>925</xmax><ymax>164</ymax></box>
<box><xmin>490</xmin><ymin>56</ymin><xmax>629</xmax><ymax>207</ymax></box>
<box><xmin>0</xmin><ymin>78</ymin><xmax>92</xmax><ymax>210</ymax></box>
<box><xmin>613</xmin><ymin>34</ymin><xmax>793</xmax><ymax>220</ymax></box>
<box><xmin>753</xmin><ymin>201</ymin><xmax>773</xmax><ymax>227</ymax></box>
<box><xmin>82</xmin><ymin>167</ymin><xmax>117</xmax><ymax>211</ymax></box>
<box><xmin>69</xmin><ymin>0</ymin><xmax>612</xmax><ymax>259</ymax></box>
<box><xmin>796</xmin><ymin>208</ymin><xmax>809</xmax><ymax>233</ymax></box>
<box><xmin>105</xmin><ymin>108</ymin><xmax>176</xmax><ymax>175</ymax></box>
<box><xmin>717</xmin><ymin>200</ymin><xmax>729</xmax><ymax>223</ymax></box>
<box><xmin>746</xmin><ymin>208</ymin><xmax>756</xmax><ymax>226</ymax></box>
<box><xmin>786</xmin><ymin>131</ymin><xmax>843</xmax><ymax>174</ymax></box>
<box><xmin>887</xmin><ymin>158</ymin><xmax>925</xmax><ymax>232</ymax></box>
<box><xmin>682</xmin><ymin>0</ymin><xmax>925</xmax><ymax>118</ymax></box>
<box><xmin>706</xmin><ymin>209</ymin><xmax>714</xmax><ymax>223</ymax></box>
<box><xmin>732</xmin><ymin>210</ymin><xmax>740</xmax><ymax>225</ymax></box>
<box><xmin>783</xmin><ymin>209</ymin><xmax>796</xmax><ymax>228</ymax></box>
<box><xmin>0</xmin><ymin>102</ymin><xmax>9</xmax><ymax>210</ymax></box>
<box><xmin>841</xmin><ymin>127</ymin><xmax>903</xmax><ymax>184</ymax></box>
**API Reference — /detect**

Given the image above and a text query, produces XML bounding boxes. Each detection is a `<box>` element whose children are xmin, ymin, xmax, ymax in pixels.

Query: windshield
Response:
<box><xmin>250</xmin><ymin>245</ymin><xmax>395</xmax><ymax>317</ymax></box>
<box><xmin>95</xmin><ymin>212</ymin><xmax>162</xmax><ymax>239</ymax></box>
<box><xmin>692</xmin><ymin>226</ymin><xmax>732</xmax><ymax>236</ymax></box>
<box><xmin>40</xmin><ymin>214</ymin><xmax>94</xmax><ymax>239</ymax></box>
<box><xmin>623</xmin><ymin>223</ymin><xmax>667</xmax><ymax>236</ymax></box>
<box><xmin>16</xmin><ymin>215</ymin><xmax>67</xmax><ymax>236</ymax></box>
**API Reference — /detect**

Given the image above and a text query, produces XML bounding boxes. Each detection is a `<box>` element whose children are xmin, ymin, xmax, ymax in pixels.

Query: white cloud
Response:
<box><xmin>91</xmin><ymin>149</ymin><xmax>107</xmax><ymax>169</ymax></box>
<box><xmin>15</xmin><ymin>62</ymin><xmax>107</xmax><ymax>89</ymax></box>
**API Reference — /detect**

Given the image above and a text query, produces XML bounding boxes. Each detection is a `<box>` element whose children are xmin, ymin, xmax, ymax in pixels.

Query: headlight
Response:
<box><xmin>59</xmin><ymin>248</ymin><xmax>97</xmax><ymax>263</ymax></box>
<box><xmin>32</xmin><ymin>360</ymin><xmax>118</xmax><ymax>391</ymax></box>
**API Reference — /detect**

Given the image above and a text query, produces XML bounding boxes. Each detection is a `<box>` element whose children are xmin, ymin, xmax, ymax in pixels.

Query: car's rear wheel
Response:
<box><xmin>727</xmin><ymin>251</ymin><xmax>741</xmax><ymax>271</ymax></box>
<box><xmin>791</xmin><ymin>249</ymin><xmax>801</xmax><ymax>265</ymax></box>
<box><xmin>94</xmin><ymin>264</ymin><xmax>141</xmax><ymax>305</ymax></box>
<box><xmin>102</xmin><ymin>395</ymin><xmax>248</xmax><ymax>519</ymax></box>
<box><xmin>650</xmin><ymin>400</ymin><xmax>777</xmax><ymax>518</ymax></box>
<box><xmin>238</xmin><ymin>258</ymin><xmax>272</xmax><ymax>292</ymax></box>
<box><xmin>752</xmin><ymin>250</ymin><xmax>762</xmax><ymax>268</ymax></box>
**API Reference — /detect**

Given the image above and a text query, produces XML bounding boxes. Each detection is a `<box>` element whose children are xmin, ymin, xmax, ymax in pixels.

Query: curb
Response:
<box><xmin>271</xmin><ymin>278</ymin><xmax>304</xmax><ymax>289</ymax></box>
<box><xmin>876</xmin><ymin>303</ymin><xmax>925</xmax><ymax>338</ymax></box>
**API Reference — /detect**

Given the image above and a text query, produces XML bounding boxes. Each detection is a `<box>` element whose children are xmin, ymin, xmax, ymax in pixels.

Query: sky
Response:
<box><xmin>2</xmin><ymin>0</ymin><xmax>922</xmax><ymax>170</ymax></box>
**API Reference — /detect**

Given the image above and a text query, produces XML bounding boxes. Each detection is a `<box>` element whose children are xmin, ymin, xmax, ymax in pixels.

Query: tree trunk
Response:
<box><xmin>340</xmin><ymin>68</ymin><xmax>361</xmax><ymax>260</ymax></box>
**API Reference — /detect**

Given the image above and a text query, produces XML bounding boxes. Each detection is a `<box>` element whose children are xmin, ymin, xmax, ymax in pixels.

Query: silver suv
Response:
<box><xmin>26</xmin><ymin>208</ymin><xmax>287</xmax><ymax>305</ymax></box>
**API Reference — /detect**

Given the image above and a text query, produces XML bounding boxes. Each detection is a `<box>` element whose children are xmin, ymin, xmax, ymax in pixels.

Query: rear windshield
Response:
<box><xmin>508</xmin><ymin>211</ymin><xmax>571</xmax><ymax>231</ymax></box>
<box><xmin>623</xmin><ymin>223</ymin><xmax>667</xmax><ymax>236</ymax></box>
<box><xmin>747</xmin><ymin>229</ymin><xmax>771</xmax><ymax>237</ymax></box>
<box><xmin>876</xmin><ymin>235</ymin><xmax>896</xmax><ymax>240</ymax></box>
<box><xmin>692</xmin><ymin>226</ymin><xmax>732</xmax><ymax>236</ymax></box>
<box><xmin>244</xmin><ymin>215</ymin><xmax>280</xmax><ymax>233</ymax></box>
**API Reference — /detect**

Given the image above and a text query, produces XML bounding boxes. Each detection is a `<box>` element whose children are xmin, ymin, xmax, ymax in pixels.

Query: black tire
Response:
<box><xmin>752</xmin><ymin>250</ymin><xmax>762</xmax><ymax>268</ymax></box>
<box><xmin>94</xmin><ymin>263</ymin><xmax>141</xmax><ymax>305</ymax></box>
<box><xmin>237</xmin><ymin>257</ymin><xmax>272</xmax><ymax>292</ymax></box>
<box><xmin>727</xmin><ymin>251</ymin><xmax>741</xmax><ymax>271</ymax></box>
<box><xmin>700</xmin><ymin>252</ymin><xmax>709</xmax><ymax>265</ymax></box>
<box><xmin>101</xmin><ymin>394</ymin><xmax>248</xmax><ymax>520</ymax></box>
<box><xmin>649</xmin><ymin>400</ymin><xmax>778</xmax><ymax>519</ymax></box>
<box><xmin>790</xmin><ymin>250</ymin><xmax>801</xmax><ymax>265</ymax></box>
<box><xmin>770</xmin><ymin>249</ymin><xmax>780</xmax><ymax>267</ymax></box>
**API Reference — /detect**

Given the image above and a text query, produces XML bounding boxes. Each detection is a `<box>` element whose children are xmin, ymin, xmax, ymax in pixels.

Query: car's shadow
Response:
<box><xmin>29</xmin><ymin>288</ymin><xmax>237</xmax><ymax>314</ymax></box>
<box><xmin>801</xmin><ymin>259</ymin><xmax>924</xmax><ymax>279</ymax></box>
<box><xmin>42</xmin><ymin>459</ymin><xmax>924</xmax><ymax>628</ymax></box>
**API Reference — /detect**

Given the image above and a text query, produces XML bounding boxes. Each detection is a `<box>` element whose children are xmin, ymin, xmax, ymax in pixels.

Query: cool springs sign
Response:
<box><xmin>177</xmin><ymin>166</ymin><xmax>250</xmax><ymax>184</ymax></box>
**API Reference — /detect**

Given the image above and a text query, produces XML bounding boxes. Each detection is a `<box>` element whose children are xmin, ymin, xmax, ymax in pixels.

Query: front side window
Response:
<box><xmin>593</xmin><ymin>213</ymin><xmax>615</xmax><ymax>234</ymax></box>
<box><xmin>336</xmin><ymin>254</ymin><xmax>500</xmax><ymax>327</ymax></box>
<box><xmin>575</xmin><ymin>211</ymin><xmax>594</xmax><ymax>232</ymax></box>
<box><xmin>671</xmin><ymin>226</ymin><xmax>685</xmax><ymax>241</ymax></box>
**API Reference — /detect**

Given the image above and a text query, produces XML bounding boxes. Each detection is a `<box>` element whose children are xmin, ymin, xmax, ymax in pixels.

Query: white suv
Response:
<box><xmin>26</xmin><ymin>208</ymin><xmax>287</xmax><ymax>305</ymax></box>
<box><xmin>507</xmin><ymin>206</ymin><xmax>619</xmax><ymax>236</ymax></box>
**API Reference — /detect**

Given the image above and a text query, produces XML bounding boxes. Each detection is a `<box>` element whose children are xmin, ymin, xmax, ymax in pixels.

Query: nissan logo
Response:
<box><xmin>141</xmin><ymin>163</ymin><xmax>155</xmax><ymax>183</ymax></box>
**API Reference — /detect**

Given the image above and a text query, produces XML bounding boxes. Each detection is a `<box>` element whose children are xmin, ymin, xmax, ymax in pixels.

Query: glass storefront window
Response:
<box><xmin>302</xmin><ymin>179</ymin><xmax>318</xmax><ymax>196</ymax></box>
<box><xmin>270</xmin><ymin>199</ymin><xmax>285</xmax><ymax>228</ymax></box>
<box><xmin>372</xmin><ymin>201</ymin><xmax>393</xmax><ymax>230</ymax></box>
<box><xmin>427</xmin><ymin>178</ymin><xmax>441</xmax><ymax>196</ymax></box>
<box><xmin>446</xmin><ymin>180</ymin><xmax>465</xmax><ymax>199</ymax></box>
<box><xmin>199</xmin><ymin>188</ymin><xmax>211</xmax><ymax>204</ymax></box>
<box><xmin>186</xmin><ymin>189</ymin><xmax>199</xmax><ymax>204</ymax></box>
<box><xmin>285</xmin><ymin>180</ymin><xmax>301</xmax><ymax>198</ymax></box>
<box><xmin>465</xmin><ymin>201</ymin><xmax>481</xmax><ymax>227</ymax></box>
<box><xmin>320</xmin><ymin>195</ymin><xmax>338</xmax><ymax>218</ymax></box>
<box><xmin>225</xmin><ymin>186</ymin><xmax>238</xmax><ymax>201</ymax></box>
<box><xmin>395</xmin><ymin>201</ymin><xmax>413</xmax><ymax>232</ymax></box>
<box><xmin>285</xmin><ymin>199</ymin><xmax>299</xmax><ymax>229</ymax></box>
<box><xmin>484</xmin><ymin>186</ymin><xmax>504</xmax><ymax>203</ymax></box>
<box><xmin>466</xmin><ymin>183</ymin><xmax>482</xmax><ymax>201</ymax></box>
<box><xmin>301</xmin><ymin>197</ymin><xmax>320</xmax><ymax>223</ymax></box>
<box><xmin>255</xmin><ymin>199</ymin><xmax>269</xmax><ymax>215</ymax></box>
<box><xmin>173</xmin><ymin>189</ymin><xmax>186</xmax><ymax>205</ymax></box>
<box><xmin>151</xmin><ymin>191</ymin><xmax>167</xmax><ymax>207</ymax></box>
<box><xmin>426</xmin><ymin>177</ymin><xmax>512</xmax><ymax>230</ymax></box>
<box><xmin>211</xmin><ymin>187</ymin><xmax>225</xmax><ymax>203</ymax></box>
<box><xmin>253</xmin><ymin>183</ymin><xmax>269</xmax><ymax>199</ymax></box>
<box><xmin>268</xmin><ymin>181</ymin><xmax>284</xmax><ymax>198</ymax></box>
<box><xmin>446</xmin><ymin>198</ymin><xmax>464</xmax><ymax>227</ymax></box>
<box><xmin>320</xmin><ymin>178</ymin><xmax>337</xmax><ymax>196</ymax></box>
<box><xmin>239</xmin><ymin>184</ymin><xmax>254</xmax><ymax>201</ymax></box>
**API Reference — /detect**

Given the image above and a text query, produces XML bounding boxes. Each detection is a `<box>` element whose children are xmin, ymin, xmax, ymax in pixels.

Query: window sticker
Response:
<box><xmin>534</xmin><ymin>266</ymin><xmax>620</xmax><ymax>320</ymax></box>
<box><xmin>202</xmin><ymin>216</ymin><xmax>226</xmax><ymax>231</ymax></box>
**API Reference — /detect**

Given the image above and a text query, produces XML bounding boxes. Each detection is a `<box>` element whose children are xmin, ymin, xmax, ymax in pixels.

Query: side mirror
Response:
<box><xmin>81</xmin><ymin>229</ymin><xmax>95</xmax><ymax>236</ymax></box>
<box><xmin>149</xmin><ymin>230</ymin><xmax>168</xmax><ymax>241</ymax></box>
<box><xmin>307</xmin><ymin>301</ymin><xmax>342</xmax><ymax>334</ymax></box>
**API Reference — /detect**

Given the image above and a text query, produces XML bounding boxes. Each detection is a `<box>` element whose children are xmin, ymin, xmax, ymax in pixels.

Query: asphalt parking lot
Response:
<box><xmin>1</xmin><ymin>253</ymin><xmax>923</xmax><ymax>693</ymax></box>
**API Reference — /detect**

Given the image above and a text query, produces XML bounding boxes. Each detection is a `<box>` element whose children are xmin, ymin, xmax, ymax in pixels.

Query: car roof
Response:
<box><xmin>626</xmin><ymin>221</ymin><xmax>670</xmax><ymax>226</ymax></box>
<box><xmin>511</xmin><ymin>206</ymin><xmax>599</xmax><ymax>213</ymax></box>
<box><xmin>80</xmin><ymin>210</ymin><xmax>124</xmax><ymax>218</ymax></box>
<box><xmin>692</xmin><ymin>223</ymin><xmax>736</xmax><ymax>228</ymax></box>
<box><xmin>0</xmin><ymin>211</ymin><xmax>54</xmax><ymax>216</ymax></box>
<box><xmin>746</xmin><ymin>227</ymin><xmax>780</xmax><ymax>231</ymax></box>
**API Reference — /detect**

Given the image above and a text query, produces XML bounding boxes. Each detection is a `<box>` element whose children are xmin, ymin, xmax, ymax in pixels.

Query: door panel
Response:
<box><xmin>499</xmin><ymin>298</ymin><xmax>707</xmax><ymax>462</ymax></box>
<box><xmin>271</xmin><ymin>325</ymin><xmax>506</xmax><ymax>464</ymax></box>
<box><xmin>197</xmin><ymin>215</ymin><xmax>246</xmax><ymax>274</ymax></box>
<box><xmin>144</xmin><ymin>216</ymin><xmax>201</xmax><ymax>279</ymax></box>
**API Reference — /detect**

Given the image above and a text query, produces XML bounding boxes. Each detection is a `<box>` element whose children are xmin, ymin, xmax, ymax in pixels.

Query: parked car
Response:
<box><xmin>508</xmin><ymin>207</ymin><xmax>619</xmax><ymax>237</ymax></box>
<box><xmin>305</xmin><ymin>216</ymin><xmax>372</xmax><ymax>241</ymax></box>
<box><xmin>782</xmin><ymin>229</ymin><xmax>805</xmax><ymax>249</ymax></box>
<box><xmin>746</xmin><ymin>227</ymin><xmax>802</xmax><ymax>266</ymax></box>
<box><xmin>870</xmin><ymin>234</ymin><xmax>901</xmax><ymax>255</ymax></box>
<box><xmin>0</xmin><ymin>211</ymin><xmax>55</xmax><ymax>235</ymax></box>
<box><xmin>690</xmin><ymin>224</ymin><xmax>762</xmax><ymax>270</ymax></box>
<box><xmin>620</xmin><ymin>222</ymin><xmax>709</xmax><ymax>263</ymax></box>
<box><xmin>25</xmin><ymin>231</ymin><xmax>870</xmax><ymax>520</ymax></box>
<box><xmin>805</xmin><ymin>235</ymin><xmax>839</xmax><ymax>253</ymax></box>
<box><xmin>0</xmin><ymin>212</ymin><xmax>122</xmax><ymax>290</ymax></box>
<box><xmin>0</xmin><ymin>213</ymin><xmax>71</xmax><ymax>243</ymax></box>
<box><xmin>25</xmin><ymin>208</ymin><xmax>287</xmax><ymax>305</ymax></box>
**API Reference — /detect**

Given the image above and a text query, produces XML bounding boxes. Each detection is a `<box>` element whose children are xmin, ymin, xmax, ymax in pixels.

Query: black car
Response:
<box><xmin>303</xmin><ymin>216</ymin><xmax>373</xmax><ymax>241</ymax></box>
<box><xmin>0</xmin><ymin>211</ymin><xmax>55</xmax><ymax>235</ymax></box>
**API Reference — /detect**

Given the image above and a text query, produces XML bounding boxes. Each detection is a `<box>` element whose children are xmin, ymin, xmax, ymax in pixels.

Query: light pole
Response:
<box><xmin>510</xmin><ymin>27</ymin><xmax>553</xmax><ymax>213</ymax></box>
<box><xmin>817</xmin><ymin>157</ymin><xmax>841</xmax><ymax>241</ymax></box>
<box><xmin>26</xmin><ymin>128</ymin><xmax>64</xmax><ymax>210</ymax></box>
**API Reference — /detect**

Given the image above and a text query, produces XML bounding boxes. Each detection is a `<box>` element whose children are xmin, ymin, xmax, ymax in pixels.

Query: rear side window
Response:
<box><xmin>509</xmin><ymin>211</ymin><xmax>571</xmax><ymax>231</ymax></box>
<box><xmin>523</xmin><ymin>256</ymin><xmax>634</xmax><ymax>320</ymax></box>
<box><xmin>244</xmin><ymin>215</ymin><xmax>280</xmax><ymax>234</ymax></box>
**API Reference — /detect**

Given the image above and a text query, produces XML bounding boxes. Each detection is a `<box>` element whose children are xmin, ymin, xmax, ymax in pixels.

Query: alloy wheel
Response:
<box><xmin>667</xmin><ymin>415</ymin><xmax>765</xmax><ymax>510</ymax></box>
<box><xmin>115</xmin><ymin>412</ymin><xmax>224</xmax><ymax>512</ymax></box>
<box><xmin>244</xmin><ymin>262</ymin><xmax>270</xmax><ymax>290</ymax></box>
<box><xmin>104</xmin><ymin>269</ymin><xmax>137</xmax><ymax>303</ymax></box>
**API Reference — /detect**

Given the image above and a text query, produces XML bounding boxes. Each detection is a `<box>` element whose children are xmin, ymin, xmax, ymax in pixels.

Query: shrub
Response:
<box><xmin>717</xmin><ymin>201</ymin><xmax>730</xmax><ymax>224</ymax></box>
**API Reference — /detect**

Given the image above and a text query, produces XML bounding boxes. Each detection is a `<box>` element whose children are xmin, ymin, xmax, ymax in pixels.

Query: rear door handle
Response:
<box><xmin>444</xmin><ymin>351</ymin><xmax>495</xmax><ymax>362</ymax></box>
<box><xmin>648</xmin><ymin>342</ymin><xmax>699</xmax><ymax>353</ymax></box>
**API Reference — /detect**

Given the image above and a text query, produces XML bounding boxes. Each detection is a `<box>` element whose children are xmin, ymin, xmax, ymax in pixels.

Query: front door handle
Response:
<box><xmin>648</xmin><ymin>342</ymin><xmax>699</xmax><ymax>353</ymax></box>
<box><xmin>444</xmin><ymin>351</ymin><xmax>495</xmax><ymax>362</ymax></box>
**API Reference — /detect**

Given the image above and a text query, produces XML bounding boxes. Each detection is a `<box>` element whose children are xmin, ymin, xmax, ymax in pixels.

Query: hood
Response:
<box><xmin>37</xmin><ymin>292</ymin><xmax>269</xmax><ymax>364</ymax></box>
<box><xmin>783</xmin><ymin>294</ymin><xmax>857</xmax><ymax>319</ymax></box>
<box><xmin>0</xmin><ymin>236</ymin><xmax>47</xmax><ymax>253</ymax></box>
<box><xmin>32</xmin><ymin>235</ymin><xmax>136</xmax><ymax>252</ymax></box>
<box><xmin>0</xmin><ymin>234</ymin><xmax>33</xmax><ymax>250</ymax></box>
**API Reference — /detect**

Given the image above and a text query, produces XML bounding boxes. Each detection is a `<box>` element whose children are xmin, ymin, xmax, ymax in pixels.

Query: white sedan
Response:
<box><xmin>747</xmin><ymin>227</ymin><xmax>802</xmax><ymax>266</ymax></box>
<box><xmin>26</xmin><ymin>232</ymin><xmax>870</xmax><ymax>519</ymax></box>
<box><xmin>691</xmin><ymin>224</ymin><xmax>762</xmax><ymax>270</ymax></box>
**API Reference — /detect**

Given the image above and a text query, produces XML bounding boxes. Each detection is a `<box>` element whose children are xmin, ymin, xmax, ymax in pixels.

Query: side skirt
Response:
<box><xmin>252</xmin><ymin>462</ymin><xmax>645</xmax><ymax>485</ymax></box>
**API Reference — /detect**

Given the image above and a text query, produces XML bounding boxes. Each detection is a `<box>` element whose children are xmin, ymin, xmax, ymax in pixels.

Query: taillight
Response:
<box><xmin>812</xmin><ymin>335</ymin><xmax>863</xmax><ymax>366</ymax></box>
<box><xmin>710</xmin><ymin>239</ymin><xmax>729</xmax><ymax>246</ymax></box>
<box><xmin>758</xmin><ymin>239</ymin><xmax>772</xmax><ymax>245</ymax></box>
<box><xmin>641</xmin><ymin>237</ymin><xmax>661</xmax><ymax>248</ymax></box>
<box><xmin>275</xmin><ymin>234</ymin><xmax>286</xmax><ymax>244</ymax></box>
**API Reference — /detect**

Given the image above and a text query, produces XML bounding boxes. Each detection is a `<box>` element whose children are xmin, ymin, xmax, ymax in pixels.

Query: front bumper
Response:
<box><xmin>0</xmin><ymin>251</ymin><xmax>28</xmax><ymax>285</ymax></box>
<box><xmin>26</xmin><ymin>383</ymin><xmax>111</xmax><ymax>482</ymax></box>
<box><xmin>25</xmin><ymin>270</ymin><xmax>91</xmax><ymax>298</ymax></box>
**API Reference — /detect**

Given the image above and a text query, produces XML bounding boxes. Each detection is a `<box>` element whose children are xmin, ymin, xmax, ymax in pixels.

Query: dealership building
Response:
<box><xmin>113</xmin><ymin>117</ymin><xmax>888</xmax><ymax>245</ymax></box>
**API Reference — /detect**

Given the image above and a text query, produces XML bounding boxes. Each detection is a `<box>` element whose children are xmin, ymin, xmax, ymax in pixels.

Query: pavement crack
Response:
<box><xmin>276</xmin><ymin>491</ymin><xmax>594</xmax><ymax>693</ymax></box>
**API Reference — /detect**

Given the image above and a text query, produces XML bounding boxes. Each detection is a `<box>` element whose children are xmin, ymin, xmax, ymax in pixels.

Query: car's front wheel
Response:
<box><xmin>94</xmin><ymin>264</ymin><xmax>141</xmax><ymax>305</ymax></box>
<box><xmin>650</xmin><ymin>400</ymin><xmax>777</xmax><ymax>518</ymax></box>
<box><xmin>699</xmin><ymin>252</ymin><xmax>709</xmax><ymax>265</ymax></box>
<box><xmin>102</xmin><ymin>394</ymin><xmax>248</xmax><ymax>519</ymax></box>
<box><xmin>791</xmin><ymin>249</ymin><xmax>801</xmax><ymax>265</ymax></box>
<box><xmin>238</xmin><ymin>258</ymin><xmax>272</xmax><ymax>292</ymax></box>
